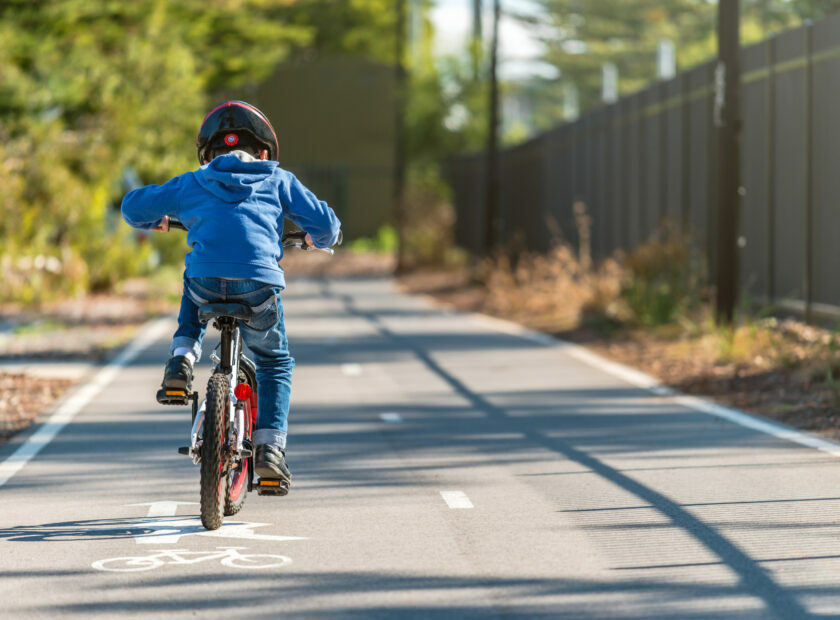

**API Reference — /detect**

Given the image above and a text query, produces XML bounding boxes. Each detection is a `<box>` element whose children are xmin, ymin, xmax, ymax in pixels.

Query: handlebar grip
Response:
<box><xmin>169</xmin><ymin>219</ymin><xmax>187</xmax><ymax>231</ymax></box>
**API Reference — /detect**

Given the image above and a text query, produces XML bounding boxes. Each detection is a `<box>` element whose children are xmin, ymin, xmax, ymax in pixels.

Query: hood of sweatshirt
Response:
<box><xmin>193</xmin><ymin>151</ymin><xmax>279</xmax><ymax>202</ymax></box>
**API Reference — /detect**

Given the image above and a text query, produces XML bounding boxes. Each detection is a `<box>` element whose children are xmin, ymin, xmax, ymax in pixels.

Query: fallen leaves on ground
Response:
<box><xmin>0</xmin><ymin>373</ymin><xmax>74</xmax><ymax>444</ymax></box>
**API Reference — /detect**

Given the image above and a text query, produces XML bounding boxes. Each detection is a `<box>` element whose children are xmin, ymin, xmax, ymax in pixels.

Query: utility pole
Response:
<box><xmin>713</xmin><ymin>0</ymin><xmax>741</xmax><ymax>324</ymax></box>
<box><xmin>394</xmin><ymin>0</ymin><xmax>408</xmax><ymax>272</ymax></box>
<box><xmin>484</xmin><ymin>0</ymin><xmax>500</xmax><ymax>256</ymax></box>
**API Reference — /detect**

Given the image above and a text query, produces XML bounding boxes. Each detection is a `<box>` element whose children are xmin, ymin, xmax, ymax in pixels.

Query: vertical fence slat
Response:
<box><xmin>805</xmin><ymin>23</ymin><xmax>814</xmax><ymax>321</ymax></box>
<box><xmin>767</xmin><ymin>35</ymin><xmax>776</xmax><ymax>303</ymax></box>
<box><xmin>446</xmin><ymin>19</ymin><xmax>840</xmax><ymax>317</ymax></box>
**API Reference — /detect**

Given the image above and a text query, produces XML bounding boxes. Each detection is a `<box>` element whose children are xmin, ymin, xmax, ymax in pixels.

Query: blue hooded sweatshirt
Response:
<box><xmin>121</xmin><ymin>152</ymin><xmax>341</xmax><ymax>288</ymax></box>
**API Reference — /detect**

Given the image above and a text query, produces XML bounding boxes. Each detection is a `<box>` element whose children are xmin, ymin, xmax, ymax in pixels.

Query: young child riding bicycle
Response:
<box><xmin>121</xmin><ymin>100</ymin><xmax>341</xmax><ymax>489</ymax></box>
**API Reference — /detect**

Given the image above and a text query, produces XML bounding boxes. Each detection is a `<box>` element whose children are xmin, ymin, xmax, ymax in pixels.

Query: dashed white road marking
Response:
<box><xmin>129</xmin><ymin>501</ymin><xmax>198</xmax><ymax>518</ymax></box>
<box><xmin>379</xmin><ymin>412</ymin><xmax>403</xmax><ymax>423</ymax></box>
<box><xmin>126</xmin><ymin>502</ymin><xmax>201</xmax><ymax>543</ymax></box>
<box><xmin>440</xmin><ymin>491</ymin><xmax>474</xmax><ymax>509</ymax></box>
<box><xmin>0</xmin><ymin>317</ymin><xmax>173</xmax><ymax>489</ymax></box>
<box><xmin>341</xmin><ymin>363</ymin><xmax>363</xmax><ymax>376</ymax></box>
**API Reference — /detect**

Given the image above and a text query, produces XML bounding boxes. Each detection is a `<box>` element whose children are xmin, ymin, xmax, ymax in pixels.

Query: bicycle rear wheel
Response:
<box><xmin>200</xmin><ymin>372</ymin><xmax>228</xmax><ymax>530</ymax></box>
<box><xmin>224</xmin><ymin>372</ymin><xmax>253</xmax><ymax>516</ymax></box>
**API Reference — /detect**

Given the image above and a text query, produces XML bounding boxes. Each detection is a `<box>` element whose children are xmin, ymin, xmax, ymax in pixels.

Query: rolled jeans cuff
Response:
<box><xmin>170</xmin><ymin>337</ymin><xmax>202</xmax><ymax>362</ymax></box>
<box><xmin>254</xmin><ymin>428</ymin><xmax>286</xmax><ymax>449</ymax></box>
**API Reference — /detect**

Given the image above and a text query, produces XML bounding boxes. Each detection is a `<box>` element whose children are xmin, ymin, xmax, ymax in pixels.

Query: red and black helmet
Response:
<box><xmin>196</xmin><ymin>101</ymin><xmax>279</xmax><ymax>164</ymax></box>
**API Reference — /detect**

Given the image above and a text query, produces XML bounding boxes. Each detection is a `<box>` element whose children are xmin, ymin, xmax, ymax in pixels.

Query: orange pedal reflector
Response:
<box><xmin>165</xmin><ymin>390</ymin><xmax>186</xmax><ymax>396</ymax></box>
<box><xmin>260</xmin><ymin>480</ymin><xmax>281</xmax><ymax>486</ymax></box>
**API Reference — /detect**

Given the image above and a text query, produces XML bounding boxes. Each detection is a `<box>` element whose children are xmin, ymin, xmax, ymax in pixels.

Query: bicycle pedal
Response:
<box><xmin>156</xmin><ymin>389</ymin><xmax>190</xmax><ymax>406</ymax></box>
<box><xmin>256</xmin><ymin>479</ymin><xmax>289</xmax><ymax>496</ymax></box>
<box><xmin>240</xmin><ymin>448</ymin><xmax>253</xmax><ymax>458</ymax></box>
<box><xmin>177</xmin><ymin>446</ymin><xmax>190</xmax><ymax>455</ymax></box>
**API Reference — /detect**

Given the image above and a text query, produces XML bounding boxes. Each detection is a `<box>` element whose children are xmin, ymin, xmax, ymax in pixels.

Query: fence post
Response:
<box><xmin>804</xmin><ymin>22</ymin><xmax>814</xmax><ymax>322</ymax></box>
<box><xmin>713</xmin><ymin>0</ymin><xmax>741</xmax><ymax>323</ymax></box>
<box><xmin>766</xmin><ymin>36</ymin><xmax>776</xmax><ymax>304</ymax></box>
<box><xmin>622</xmin><ymin>101</ymin><xmax>631</xmax><ymax>250</ymax></box>
<box><xmin>681</xmin><ymin>72</ymin><xmax>691</xmax><ymax>234</ymax></box>
<box><xmin>638</xmin><ymin>97</ymin><xmax>646</xmax><ymax>239</ymax></box>
<box><xmin>484</xmin><ymin>0</ymin><xmax>500</xmax><ymax>256</ymax></box>
<box><xmin>659</xmin><ymin>84</ymin><xmax>668</xmax><ymax>227</ymax></box>
<box><xmin>707</xmin><ymin>63</ymin><xmax>717</xmax><ymax>282</ymax></box>
<box><xmin>610</xmin><ymin>106</ymin><xmax>619</xmax><ymax>254</ymax></box>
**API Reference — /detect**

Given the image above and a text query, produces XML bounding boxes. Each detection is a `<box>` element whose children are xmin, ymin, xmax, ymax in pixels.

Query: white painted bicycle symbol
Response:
<box><xmin>92</xmin><ymin>546</ymin><xmax>291</xmax><ymax>572</ymax></box>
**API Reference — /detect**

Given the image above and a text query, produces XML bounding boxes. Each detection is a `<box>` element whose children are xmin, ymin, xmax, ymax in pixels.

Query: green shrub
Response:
<box><xmin>620</xmin><ymin>229</ymin><xmax>705</xmax><ymax>327</ymax></box>
<box><xmin>348</xmin><ymin>225</ymin><xmax>399</xmax><ymax>253</ymax></box>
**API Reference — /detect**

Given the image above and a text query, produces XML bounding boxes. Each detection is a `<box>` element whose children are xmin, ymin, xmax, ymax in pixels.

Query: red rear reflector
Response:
<box><xmin>234</xmin><ymin>383</ymin><xmax>252</xmax><ymax>401</ymax></box>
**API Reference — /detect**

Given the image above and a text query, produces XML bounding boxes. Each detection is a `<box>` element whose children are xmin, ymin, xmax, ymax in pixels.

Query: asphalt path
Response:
<box><xmin>3</xmin><ymin>275</ymin><xmax>840</xmax><ymax>618</ymax></box>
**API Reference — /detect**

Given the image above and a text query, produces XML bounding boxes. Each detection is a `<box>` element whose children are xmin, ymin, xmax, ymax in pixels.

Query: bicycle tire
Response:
<box><xmin>225</xmin><ymin>372</ymin><xmax>253</xmax><ymax>516</ymax></box>
<box><xmin>200</xmin><ymin>372</ymin><xmax>228</xmax><ymax>530</ymax></box>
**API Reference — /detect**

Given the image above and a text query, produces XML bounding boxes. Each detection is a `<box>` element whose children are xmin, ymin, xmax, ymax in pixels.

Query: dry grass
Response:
<box><xmin>478</xmin><ymin>246</ymin><xmax>625</xmax><ymax>332</ymax></box>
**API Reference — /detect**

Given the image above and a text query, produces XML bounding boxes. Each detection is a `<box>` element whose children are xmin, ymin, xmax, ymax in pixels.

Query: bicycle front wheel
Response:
<box><xmin>200</xmin><ymin>372</ymin><xmax>229</xmax><ymax>530</ymax></box>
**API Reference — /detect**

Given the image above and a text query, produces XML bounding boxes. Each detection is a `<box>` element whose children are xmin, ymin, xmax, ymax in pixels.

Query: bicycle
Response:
<box><xmin>91</xmin><ymin>546</ymin><xmax>291</xmax><ymax>572</ymax></box>
<box><xmin>156</xmin><ymin>219</ymin><xmax>334</xmax><ymax>530</ymax></box>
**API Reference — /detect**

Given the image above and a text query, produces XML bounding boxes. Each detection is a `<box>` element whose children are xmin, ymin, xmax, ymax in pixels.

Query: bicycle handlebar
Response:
<box><xmin>166</xmin><ymin>219</ymin><xmax>336</xmax><ymax>254</ymax></box>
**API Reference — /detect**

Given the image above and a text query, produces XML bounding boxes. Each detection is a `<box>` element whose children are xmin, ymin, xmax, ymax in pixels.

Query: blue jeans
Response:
<box><xmin>171</xmin><ymin>276</ymin><xmax>295</xmax><ymax>449</ymax></box>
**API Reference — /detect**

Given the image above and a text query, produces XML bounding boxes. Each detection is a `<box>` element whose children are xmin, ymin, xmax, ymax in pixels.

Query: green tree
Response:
<box><xmin>524</xmin><ymin>0</ymin><xmax>840</xmax><ymax>118</ymax></box>
<box><xmin>0</xmin><ymin>0</ymin><xmax>308</xmax><ymax>300</ymax></box>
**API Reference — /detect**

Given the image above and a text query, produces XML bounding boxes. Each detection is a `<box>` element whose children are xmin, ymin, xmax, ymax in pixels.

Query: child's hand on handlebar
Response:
<box><xmin>152</xmin><ymin>216</ymin><xmax>171</xmax><ymax>232</ymax></box>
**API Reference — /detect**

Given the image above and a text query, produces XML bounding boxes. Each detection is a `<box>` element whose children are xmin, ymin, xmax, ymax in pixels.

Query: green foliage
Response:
<box><xmin>0</xmin><ymin>0</ymin><xmax>468</xmax><ymax>301</ymax></box>
<box><xmin>620</xmin><ymin>229</ymin><xmax>704</xmax><ymax>327</ymax></box>
<box><xmin>0</xmin><ymin>0</ymin><xmax>309</xmax><ymax>303</ymax></box>
<box><xmin>283</xmin><ymin>0</ymin><xmax>397</xmax><ymax>62</ymax></box>
<box><xmin>525</xmin><ymin>0</ymin><xmax>840</xmax><ymax>117</ymax></box>
<box><xmin>399</xmin><ymin>166</ymin><xmax>467</xmax><ymax>269</ymax></box>
<box><xmin>349</xmin><ymin>225</ymin><xmax>400</xmax><ymax>253</ymax></box>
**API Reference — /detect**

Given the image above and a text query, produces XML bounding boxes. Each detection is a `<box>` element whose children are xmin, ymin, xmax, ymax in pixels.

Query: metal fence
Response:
<box><xmin>447</xmin><ymin>13</ymin><xmax>840</xmax><ymax>317</ymax></box>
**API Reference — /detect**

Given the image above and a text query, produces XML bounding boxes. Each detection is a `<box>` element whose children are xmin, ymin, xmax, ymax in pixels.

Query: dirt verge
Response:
<box><xmin>399</xmin><ymin>268</ymin><xmax>840</xmax><ymax>442</ymax></box>
<box><xmin>0</xmin><ymin>281</ymin><xmax>180</xmax><ymax>447</ymax></box>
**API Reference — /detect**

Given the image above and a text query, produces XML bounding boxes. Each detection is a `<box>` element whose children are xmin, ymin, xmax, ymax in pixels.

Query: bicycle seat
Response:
<box><xmin>198</xmin><ymin>303</ymin><xmax>253</xmax><ymax>323</ymax></box>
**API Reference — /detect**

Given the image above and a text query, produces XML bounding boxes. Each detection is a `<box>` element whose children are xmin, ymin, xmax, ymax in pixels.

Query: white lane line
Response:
<box><xmin>0</xmin><ymin>317</ymin><xmax>173</xmax><ymax>488</ymax></box>
<box><xmin>440</xmin><ymin>490</ymin><xmax>474</xmax><ymax>509</ymax></box>
<box><xmin>472</xmin><ymin>312</ymin><xmax>840</xmax><ymax>457</ymax></box>
<box><xmin>379</xmin><ymin>412</ymin><xmax>403</xmax><ymax>423</ymax></box>
<box><xmin>129</xmin><ymin>501</ymin><xmax>198</xmax><ymax>518</ymax></box>
<box><xmin>341</xmin><ymin>363</ymin><xmax>363</xmax><ymax>376</ymax></box>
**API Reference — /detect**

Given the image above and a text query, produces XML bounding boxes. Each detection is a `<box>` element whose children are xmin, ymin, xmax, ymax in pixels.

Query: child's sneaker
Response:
<box><xmin>255</xmin><ymin>444</ymin><xmax>292</xmax><ymax>484</ymax></box>
<box><xmin>160</xmin><ymin>355</ymin><xmax>194</xmax><ymax>395</ymax></box>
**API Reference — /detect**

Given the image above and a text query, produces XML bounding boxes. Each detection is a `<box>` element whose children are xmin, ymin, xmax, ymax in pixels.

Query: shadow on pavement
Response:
<box><xmin>39</xmin><ymin>569</ymin><xmax>798</xmax><ymax>619</ymax></box>
<box><xmin>302</xmin><ymin>278</ymin><xmax>817</xmax><ymax>619</ymax></box>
